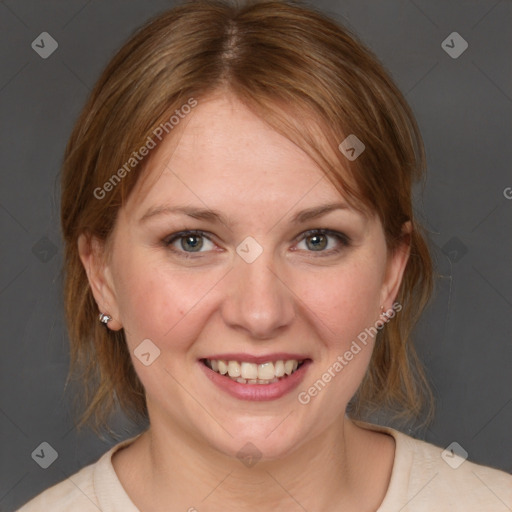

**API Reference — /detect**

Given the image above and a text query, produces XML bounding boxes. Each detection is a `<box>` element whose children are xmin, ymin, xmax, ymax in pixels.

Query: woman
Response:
<box><xmin>18</xmin><ymin>1</ymin><xmax>511</xmax><ymax>510</ymax></box>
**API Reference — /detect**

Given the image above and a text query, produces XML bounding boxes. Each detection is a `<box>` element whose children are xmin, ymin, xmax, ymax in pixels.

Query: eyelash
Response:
<box><xmin>163</xmin><ymin>229</ymin><xmax>351</xmax><ymax>259</ymax></box>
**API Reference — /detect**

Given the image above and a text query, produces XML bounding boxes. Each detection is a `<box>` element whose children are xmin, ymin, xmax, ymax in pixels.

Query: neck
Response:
<box><xmin>125</xmin><ymin>414</ymin><xmax>393</xmax><ymax>512</ymax></box>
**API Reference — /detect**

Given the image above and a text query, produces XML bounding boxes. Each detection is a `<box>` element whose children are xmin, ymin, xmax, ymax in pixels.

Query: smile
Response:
<box><xmin>203</xmin><ymin>358</ymin><xmax>305</xmax><ymax>384</ymax></box>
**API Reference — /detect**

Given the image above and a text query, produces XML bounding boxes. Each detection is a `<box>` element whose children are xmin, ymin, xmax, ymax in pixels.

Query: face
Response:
<box><xmin>80</xmin><ymin>93</ymin><xmax>409</xmax><ymax>460</ymax></box>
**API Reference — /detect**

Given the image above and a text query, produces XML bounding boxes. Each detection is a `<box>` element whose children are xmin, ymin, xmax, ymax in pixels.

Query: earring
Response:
<box><xmin>98</xmin><ymin>312</ymin><xmax>112</xmax><ymax>325</ymax></box>
<box><xmin>380</xmin><ymin>306</ymin><xmax>390</xmax><ymax>319</ymax></box>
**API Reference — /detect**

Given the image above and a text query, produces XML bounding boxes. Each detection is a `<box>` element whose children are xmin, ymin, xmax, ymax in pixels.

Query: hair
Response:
<box><xmin>61</xmin><ymin>0</ymin><xmax>434</xmax><ymax>433</ymax></box>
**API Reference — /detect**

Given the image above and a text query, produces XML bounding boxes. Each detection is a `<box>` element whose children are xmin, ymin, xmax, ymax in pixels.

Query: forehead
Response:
<box><xmin>124</xmin><ymin>94</ymin><xmax>350</xmax><ymax>221</ymax></box>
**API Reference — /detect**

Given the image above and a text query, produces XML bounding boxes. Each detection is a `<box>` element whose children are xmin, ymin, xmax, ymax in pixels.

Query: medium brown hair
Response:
<box><xmin>61</xmin><ymin>0</ymin><xmax>434</xmax><ymax>433</ymax></box>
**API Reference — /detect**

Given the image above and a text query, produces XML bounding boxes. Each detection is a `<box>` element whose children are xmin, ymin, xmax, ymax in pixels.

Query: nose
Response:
<box><xmin>220</xmin><ymin>249</ymin><xmax>296</xmax><ymax>340</ymax></box>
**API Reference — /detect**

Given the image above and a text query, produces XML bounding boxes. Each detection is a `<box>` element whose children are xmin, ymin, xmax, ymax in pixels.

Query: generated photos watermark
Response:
<box><xmin>93</xmin><ymin>97</ymin><xmax>198</xmax><ymax>200</ymax></box>
<box><xmin>297</xmin><ymin>301</ymin><xmax>402</xmax><ymax>405</ymax></box>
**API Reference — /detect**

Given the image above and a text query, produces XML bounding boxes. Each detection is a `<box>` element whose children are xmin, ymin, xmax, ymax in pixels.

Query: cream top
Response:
<box><xmin>17</xmin><ymin>422</ymin><xmax>512</xmax><ymax>511</ymax></box>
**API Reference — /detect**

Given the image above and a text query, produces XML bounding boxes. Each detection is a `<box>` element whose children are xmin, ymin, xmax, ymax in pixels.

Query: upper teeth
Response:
<box><xmin>206</xmin><ymin>359</ymin><xmax>300</xmax><ymax>380</ymax></box>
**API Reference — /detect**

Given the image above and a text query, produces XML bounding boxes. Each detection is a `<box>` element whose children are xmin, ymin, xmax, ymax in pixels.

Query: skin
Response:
<box><xmin>79</xmin><ymin>93</ymin><xmax>410</xmax><ymax>512</ymax></box>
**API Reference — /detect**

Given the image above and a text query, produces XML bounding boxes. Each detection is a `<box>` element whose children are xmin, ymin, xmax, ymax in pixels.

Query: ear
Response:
<box><xmin>77</xmin><ymin>232</ymin><xmax>123</xmax><ymax>330</ymax></box>
<box><xmin>380</xmin><ymin>221</ymin><xmax>411</xmax><ymax>309</ymax></box>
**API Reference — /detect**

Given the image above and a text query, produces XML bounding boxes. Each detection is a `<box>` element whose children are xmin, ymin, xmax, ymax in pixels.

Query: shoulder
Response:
<box><xmin>402</xmin><ymin>432</ymin><xmax>512</xmax><ymax>510</ymax></box>
<box><xmin>16</xmin><ymin>462</ymin><xmax>99</xmax><ymax>512</ymax></box>
<box><xmin>16</xmin><ymin>434</ymin><xmax>142</xmax><ymax>512</ymax></box>
<box><xmin>356</xmin><ymin>421</ymin><xmax>512</xmax><ymax>512</ymax></box>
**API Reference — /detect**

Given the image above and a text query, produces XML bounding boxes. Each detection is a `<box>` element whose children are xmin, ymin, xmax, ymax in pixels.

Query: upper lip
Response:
<box><xmin>201</xmin><ymin>353</ymin><xmax>310</xmax><ymax>364</ymax></box>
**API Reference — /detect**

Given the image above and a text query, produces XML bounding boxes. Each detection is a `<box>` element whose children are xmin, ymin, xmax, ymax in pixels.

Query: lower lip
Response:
<box><xmin>199</xmin><ymin>360</ymin><xmax>311</xmax><ymax>401</ymax></box>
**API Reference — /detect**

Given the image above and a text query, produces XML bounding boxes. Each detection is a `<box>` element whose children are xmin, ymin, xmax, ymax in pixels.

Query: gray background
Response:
<box><xmin>1</xmin><ymin>0</ymin><xmax>511</xmax><ymax>510</ymax></box>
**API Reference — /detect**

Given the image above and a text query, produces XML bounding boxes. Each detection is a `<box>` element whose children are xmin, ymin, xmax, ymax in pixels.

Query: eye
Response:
<box><xmin>164</xmin><ymin>230</ymin><xmax>216</xmax><ymax>255</ymax></box>
<box><xmin>294</xmin><ymin>229</ymin><xmax>350</xmax><ymax>254</ymax></box>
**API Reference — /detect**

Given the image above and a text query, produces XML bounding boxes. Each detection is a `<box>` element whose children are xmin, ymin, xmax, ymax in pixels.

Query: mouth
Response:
<box><xmin>199</xmin><ymin>354</ymin><xmax>311</xmax><ymax>401</ymax></box>
<box><xmin>201</xmin><ymin>358</ymin><xmax>307</xmax><ymax>385</ymax></box>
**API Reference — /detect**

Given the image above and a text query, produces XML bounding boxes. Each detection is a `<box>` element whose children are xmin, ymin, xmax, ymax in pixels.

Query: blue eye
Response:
<box><xmin>165</xmin><ymin>230</ymin><xmax>215</xmax><ymax>255</ymax></box>
<box><xmin>295</xmin><ymin>229</ymin><xmax>350</xmax><ymax>254</ymax></box>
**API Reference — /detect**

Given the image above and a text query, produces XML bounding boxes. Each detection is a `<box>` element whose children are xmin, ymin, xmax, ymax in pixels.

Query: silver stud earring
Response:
<box><xmin>380</xmin><ymin>306</ymin><xmax>390</xmax><ymax>319</ymax></box>
<box><xmin>98</xmin><ymin>312</ymin><xmax>112</xmax><ymax>325</ymax></box>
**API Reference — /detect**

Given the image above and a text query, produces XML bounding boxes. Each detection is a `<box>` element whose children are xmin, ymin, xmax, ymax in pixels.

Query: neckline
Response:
<box><xmin>94</xmin><ymin>422</ymin><xmax>410</xmax><ymax>512</ymax></box>
<box><xmin>352</xmin><ymin>420</ymin><xmax>414</xmax><ymax>511</ymax></box>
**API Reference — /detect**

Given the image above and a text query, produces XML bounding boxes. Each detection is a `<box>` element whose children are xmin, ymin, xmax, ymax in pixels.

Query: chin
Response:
<box><xmin>205</xmin><ymin>418</ymin><xmax>303</xmax><ymax>463</ymax></box>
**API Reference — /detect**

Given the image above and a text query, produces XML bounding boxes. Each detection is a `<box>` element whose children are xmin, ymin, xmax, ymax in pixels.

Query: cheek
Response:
<box><xmin>112</xmin><ymin>249</ymin><xmax>224</xmax><ymax>351</ymax></box>
<box><xmin>292</xmin><ymin>260</ymin><xmax>385</xmax><ymax>412</ymax></box>
<box><xmin>292</xmin><ymin>258</ymin><xmax>384</xmax><ymax>347</ymax></box>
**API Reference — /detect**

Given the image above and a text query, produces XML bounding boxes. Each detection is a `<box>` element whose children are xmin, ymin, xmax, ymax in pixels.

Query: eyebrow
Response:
<box><xmin>139</xmin><ymin>202</ymin><xmax>352</xmax><ymax>226</ymax></box>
